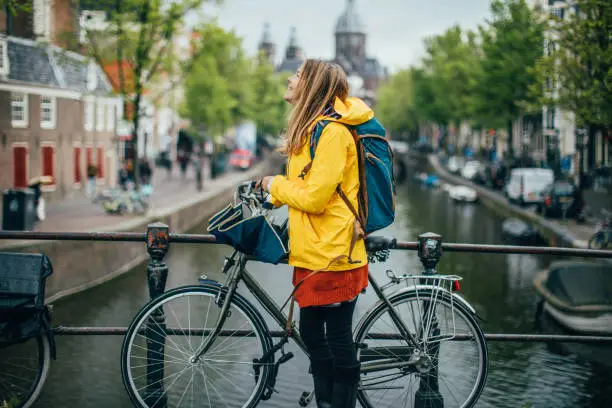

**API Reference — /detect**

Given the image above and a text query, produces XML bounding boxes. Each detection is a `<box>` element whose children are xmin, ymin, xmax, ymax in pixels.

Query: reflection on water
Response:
<box><xmin>35</xmin><ymin>175</ymin><xmax>612</xmax><ymax>408</ymax></box>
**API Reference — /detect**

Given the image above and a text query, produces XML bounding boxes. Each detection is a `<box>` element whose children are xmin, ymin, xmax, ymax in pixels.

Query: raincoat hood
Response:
<box><xmin>329</xmin><ymin>97</ymin><xmax>374</xmax><ymax>126</ymax></box>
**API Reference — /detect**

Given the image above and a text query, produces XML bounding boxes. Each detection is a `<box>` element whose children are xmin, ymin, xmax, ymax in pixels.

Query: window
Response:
<box><xmin>84</xmin><ymin>98</ymin><xmax>94</xmax><ymax>131</ymax></box>
<box><xmin>0</xmin><ymin>38</ymin><xmax>9</xmax><ymax>76</ymax></box>
<box><xmin>73</xmin><ymin>145</ymin><xmax>82</xmax><ymax>184</ymax></box>
<box><xmin>11</xmin><ymin>93</ymin><xmax>28</xmax><ymax>128</ymax></box>
<box><xmin>12</xmin><ymin>144</ymin><xmax>29</xmax><ymax>188</ymax></box>
<box><xmin>96</xmin><ymin>101</ymin><xmax>105</xmax><ymax>131</ymax></box>
<box><xmin>96</xmin><ymin>147</ymin><xmax>104</xmax><ymax>178</ymax></box>
<box><xmin>106</xmin><ymin>103</ymin><xmax>115</xmax><ymax>132</ymax></box>
<box><xmin>41</xmin><ymin>143</ymin><xmax>56</xmax><ymax>189</ymax></box>
<box><xmin>40</xmin><ymin>96</ymin><xmax>56</xmax><ymax>129</ymax></box>
<box><xmin>33</xmin><ymin>0</ymin><xmax>51</xmax><ymax>40</ymax></box>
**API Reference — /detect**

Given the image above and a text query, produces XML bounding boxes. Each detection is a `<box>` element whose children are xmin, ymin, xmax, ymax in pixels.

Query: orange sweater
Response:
<box><xmin>292</xmin><ymin>264</ymin><xmax>369</xmax><ymax>308</ymax></box>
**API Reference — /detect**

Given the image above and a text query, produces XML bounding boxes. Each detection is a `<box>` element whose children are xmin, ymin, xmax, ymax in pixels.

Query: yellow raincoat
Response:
<box><xmin>270</xmin><ymin>97</ymin><xmax>374</xmax><ymax>271</ymax></box>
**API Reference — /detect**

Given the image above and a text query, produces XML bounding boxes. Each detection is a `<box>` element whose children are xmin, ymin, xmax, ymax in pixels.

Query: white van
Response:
<box><xmin>504</xmin><ymin>168</ymin><xmax>554</xmax><ymax>205</ymax></box>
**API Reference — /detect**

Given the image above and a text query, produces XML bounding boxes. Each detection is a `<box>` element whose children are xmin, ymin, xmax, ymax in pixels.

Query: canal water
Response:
<box><xmin>38</xmin><ymin>171</ymin><xmax>612</xmax><ymax>408</ymax></box>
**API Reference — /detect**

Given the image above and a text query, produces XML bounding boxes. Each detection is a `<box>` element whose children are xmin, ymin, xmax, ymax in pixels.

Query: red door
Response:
<box><xmin>41</xmin><ymin>145</ymin><xmax>55</xmax><ymax>186</ymax></box>
<box><xmin>97</xmin><ymin>147</ymin><xmax>104</xmax><ymax>178</ymax></box>
<box><xmin>12</xmin><ymin>145</ymin><xmax>28</xmax><ymax>188</ymax></box>
<box><xmin>74</xmin><ymin>146</ymin><xmax>82</xmax><ymax>183</ymax></box>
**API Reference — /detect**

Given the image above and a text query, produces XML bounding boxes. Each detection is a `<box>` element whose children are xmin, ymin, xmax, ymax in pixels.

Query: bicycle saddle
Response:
<box><xmin>365</xmin><ymin>236</ymin><xmax>397</xmax><ymax>252</ymax></box>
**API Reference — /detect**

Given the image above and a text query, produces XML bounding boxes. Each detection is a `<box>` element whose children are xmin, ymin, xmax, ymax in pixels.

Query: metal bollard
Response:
<box><xmin>415</xmin><ymin>232</ymin><xmax>444</xmax><ymax>408</ymax></box>
<box><xmin>145</xmin><ymin>222</ymin><xmax>169</xmax><ymax>408</ymax></box>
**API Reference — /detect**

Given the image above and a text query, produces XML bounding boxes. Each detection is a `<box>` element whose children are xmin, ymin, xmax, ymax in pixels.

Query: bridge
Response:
<box><xmin>1</xmin><ymin>223</ymin><xmax>611</xmax><ymax>408</ymax></box>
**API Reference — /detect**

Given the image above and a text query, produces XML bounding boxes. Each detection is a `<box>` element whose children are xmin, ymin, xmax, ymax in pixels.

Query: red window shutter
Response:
<box><xmin>97</xmin><ymin>147</ymin><xmax>104</xmax><ymax>178</ymax></box>
<box><xmin>42</xmin><ymin>146</ymin><xmax>55</xmax><ymax>184</ymax></box>
<box><xmin>74</xmin><ymin>147</ymin><xmax>81</xmax><ymax>183</ymax></box>
<box><xmin>13</xmin><ymin>146</ymin><xmax>28</xmax><ymax>188</ymax></box>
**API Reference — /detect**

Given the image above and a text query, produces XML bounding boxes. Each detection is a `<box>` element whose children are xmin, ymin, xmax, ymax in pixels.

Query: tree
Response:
<box><xmin>0</xmin><ymin>0</ymin><xmax>30</xmax><ymax>14</ymax></box>
<box><xmin>473</xmin><ymin>0</ymin><xmax>545</xmax><ymax>158</ymax></box>
<box><xmin>251</xmin><ymin>55</ymin><xmax>290</xmax><ymax>138</ymax></box>
<box><xmin>376</xmin><ymin>69</ymin><xmax>419</xmax><ymax>140</ymax></box>
<box><xmin>183</xmin><ymin>23</ymin><xmax>253</xmax><ymax>140</ymax></box>
<box><xmin>530</xmin><ymin>0</ymin><xmax>611</xmax><ymax>167</ymax></box>
<box><xmin>80</xmin><ymin>0</ymin><xmax>219</xmax><ymax>189</ymax></box>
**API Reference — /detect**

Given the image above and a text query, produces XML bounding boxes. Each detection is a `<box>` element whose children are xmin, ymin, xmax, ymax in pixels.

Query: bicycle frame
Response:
<box><xmin>190</xmin><ymin>251</ymin><xmax>424</xmax><ymax>375</ymax></box>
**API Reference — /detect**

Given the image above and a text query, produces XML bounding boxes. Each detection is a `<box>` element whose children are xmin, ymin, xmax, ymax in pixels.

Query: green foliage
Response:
<box><xmin>250</xmin><ymin>55</ymin><xmax>290</xmax><ymax>137</ymax></box>
<box><xmin>421</xmin><ymin>26</ymin><xmax>482</xmax><ymax>127</ymax></box>
<box><xmin>183</xmin><ymin>27</ymin><xmax>290</xmax><ymax>140</ymax></box>
<box><xmin>376</xmin><ymin>69</ymin><xmax>419</xmax><ymax>138</ymax></box>
<box><xmin>473</xmin><ymin>0</ymin><xmax>545</xmax><ymax>129</ymax></box>
<box><xmin>183</xmin><ymin>23</ymin><xmax>253</xmax><ymax>137</ymax></box>
<box><xmin>0</xmin><ymin>0</ymin><xmax>31</xmax><ymax>14</ymax></box>
<box><xmin>530</xmin><ymin>0</ymin><xmax>611</xmax><ymax>131</ymax></box>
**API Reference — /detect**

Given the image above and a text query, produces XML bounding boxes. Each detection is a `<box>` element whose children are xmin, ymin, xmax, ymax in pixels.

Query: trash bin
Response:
<box><xmin>2</xmin><ymin>189</ymin><xmax>36</xmax><ymax>231</ymax></box>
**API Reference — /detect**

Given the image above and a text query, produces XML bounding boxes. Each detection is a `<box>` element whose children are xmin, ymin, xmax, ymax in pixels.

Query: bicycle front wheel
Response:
<box><xmin>0</xmin><ymin>333</ymin><xmax>52</xmax><ymax>408</ymax></box>
<box><xmin>121</xmin><ymin>285</ymin><xmax>273</xmax><ymax>408</ymax></box>
<box><xmin>355</xmin><ymin>289</ymin><xmax>488</xmax><ymax>408</ymax></box>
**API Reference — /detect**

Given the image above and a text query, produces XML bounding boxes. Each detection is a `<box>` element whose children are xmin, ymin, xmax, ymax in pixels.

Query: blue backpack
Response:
<box><xmin>300</xmin><ymin>117</ymin><xmax>396</xmax><ymax>259</ymax></box>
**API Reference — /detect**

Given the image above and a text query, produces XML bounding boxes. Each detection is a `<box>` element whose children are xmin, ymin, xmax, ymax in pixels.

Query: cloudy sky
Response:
<box><xmin>196</xmin><ymin>0</ymin><xmax>492</xmax><ymax>73</ymax></box>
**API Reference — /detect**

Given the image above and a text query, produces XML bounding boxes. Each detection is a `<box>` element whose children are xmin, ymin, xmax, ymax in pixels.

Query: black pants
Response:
<box><xmin>299</xmin><ymin>299</ymin><xmax>359</xmax><ymax>377</ymax></box>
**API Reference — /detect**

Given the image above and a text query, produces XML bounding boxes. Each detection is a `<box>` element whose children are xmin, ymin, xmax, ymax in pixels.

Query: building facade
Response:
<box><xmin>0</xmin><ymin>0</ymin><xmax>120</xmax><ymax>211</ymax></box>
<box><xmin>260</xmin><ymin>0</ymin><xmax>387</xmax><ymax>105</ymax></box>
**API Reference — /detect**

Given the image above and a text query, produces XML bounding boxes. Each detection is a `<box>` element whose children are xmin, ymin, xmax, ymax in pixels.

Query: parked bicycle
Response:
<box><xmin>120</xmin><ymin>182</ymin><xmax>488</xmax><ymax>408</ymax></box>
<box><xmin>0</xmin><ymin>253</ymin><xmax>56</xmax><ymax>408</ymax></box>
<box><xmin>588</xmin><ymin>209</ymin><xmax>611</xmax><ymax>249</ymax></box>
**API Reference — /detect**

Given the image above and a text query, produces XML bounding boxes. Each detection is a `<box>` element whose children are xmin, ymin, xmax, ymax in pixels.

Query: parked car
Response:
<box><xmin>460</xmin><ymin>160</ymin><xmax>484</xmax><ymax>182</ymax></box>
<box><xmin>229</xmin><ymin>148</ymin><xmax>255</xmax><ymax>170</ymax></box>
<box><xmin>536</xmin><ymin>180</ymin><xmax>585</xmax><ymax>221</ymax></box>
<box><xmin>504</xmin><ymin>168</ymin><xmax>554</xmax><ymax>205</ymax></box>
<box><xmin>446</xmin><ymin>156</ymin><xmax>465</xmax><ymax>174</ymax></box>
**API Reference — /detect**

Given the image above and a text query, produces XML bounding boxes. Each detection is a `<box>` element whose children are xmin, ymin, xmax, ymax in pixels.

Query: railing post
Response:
<box><xmin>145</xmin><ymin>222</ymin><xmax>169</xmax><ymax>408</ymax></box>
<box><xmin>415</xmin><ymin>232</ymin><xmax>444</xmax><ymax>408</ymax></box>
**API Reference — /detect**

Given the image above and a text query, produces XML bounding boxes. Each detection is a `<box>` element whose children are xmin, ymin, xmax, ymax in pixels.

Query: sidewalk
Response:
<box><xmin>427</xmin><ymin>155</ymin><xmax>604</xmax><ymax>248</ymax></box>
<box><xmin>33</xmin><ymin>159</ymin><xmax>269</xmax><ymax>233</ymax></box>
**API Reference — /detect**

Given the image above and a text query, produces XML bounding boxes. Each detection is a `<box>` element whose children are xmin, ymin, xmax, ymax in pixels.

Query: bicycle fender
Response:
<box><xmin>355</xmin><ymin>285</ymin><xmax>477</xmax><ymax>335</ymax></box>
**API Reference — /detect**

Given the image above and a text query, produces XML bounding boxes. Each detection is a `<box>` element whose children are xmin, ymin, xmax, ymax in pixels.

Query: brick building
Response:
<box><xmin>0</xmin><ymin>0</ymin><xmax>120</xmax><ymax>211</ymax></box>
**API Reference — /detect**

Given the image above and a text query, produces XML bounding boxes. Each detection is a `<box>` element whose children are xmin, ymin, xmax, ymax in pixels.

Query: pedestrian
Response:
<box><xmin>118</xmin><ymin>162</ymin><xmax>129</xmax><ymax>191</ymax></box>
<box><xmin>257</xmin><ymin>59</ymin><xmax>369</xmax><ymax>408</ymax></box>
<box><xmin>86</xmin><ymin>162</ymin><xmax>97</xmax><ymax>199</ymax></box>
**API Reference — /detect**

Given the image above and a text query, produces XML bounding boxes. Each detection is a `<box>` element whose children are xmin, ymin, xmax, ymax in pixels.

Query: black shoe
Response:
<box><xmin>331</xmin><ymin>363</ymin><xmax>360</xmax><ymax>408</ymax></box>
<box><xmin>311</xmin><ymin>358</ymin><xmax>334</xmax><ymax>408</ymax></box>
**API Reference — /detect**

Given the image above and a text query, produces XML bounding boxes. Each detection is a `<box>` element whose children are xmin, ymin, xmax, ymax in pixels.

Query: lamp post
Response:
<box><xmin>575</xmin><ymin>127</ymin><xmax>588</xmax><ymax>187</ymax></box>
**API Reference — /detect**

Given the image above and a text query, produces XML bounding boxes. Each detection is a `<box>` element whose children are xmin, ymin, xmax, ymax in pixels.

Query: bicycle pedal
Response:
<box><xmin>277</xmin><ymin>352</ymin><xmax>294</xmax><ymax>365</ymax></box>
<box><xmin>299</xmin><ymin>391</ymin><xmax>314</xmax><ymax>406</ymax></box>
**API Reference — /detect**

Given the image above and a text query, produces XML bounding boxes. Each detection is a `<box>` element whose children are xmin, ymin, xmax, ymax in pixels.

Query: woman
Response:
<box><xmin>258</xmin><ymin>59</ymin><xmax>377</xmax><ymax>408</ymax></box>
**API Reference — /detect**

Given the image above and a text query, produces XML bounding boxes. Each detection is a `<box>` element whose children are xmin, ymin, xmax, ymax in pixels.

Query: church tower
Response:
<box><xmin>258</xmin><ymin>22</ymin><xmax>276</xmax><ymax>64</ymax></box>
<box><xmin>334</xmin><ymin>0</ymin><xmax>366</xmax><ymax>73</ymax></box>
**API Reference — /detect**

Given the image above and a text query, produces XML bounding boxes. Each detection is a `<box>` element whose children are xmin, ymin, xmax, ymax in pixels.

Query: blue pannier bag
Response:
<box><xmin>306</xmin><ymin>117</ymin><xmax>396</xmax><ymax>234</ymax></box>
<box><xmin>208</xmin><ymin>203</ymin><xmax>288</xmax><ymax>264</ymax></box>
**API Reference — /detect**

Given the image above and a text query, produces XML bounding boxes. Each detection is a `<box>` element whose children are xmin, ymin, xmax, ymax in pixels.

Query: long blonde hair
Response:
<box><xmin>280</xmin><ymin>59</ymin><xmax>349</xmax><ymax>155</ymax></box>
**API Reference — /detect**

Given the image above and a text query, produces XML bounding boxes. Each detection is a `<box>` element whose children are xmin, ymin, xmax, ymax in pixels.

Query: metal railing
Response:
<box><xmin>1</xmin><ymin>223</ymin><xmax>612</xmax><ymax>344</ymax></box>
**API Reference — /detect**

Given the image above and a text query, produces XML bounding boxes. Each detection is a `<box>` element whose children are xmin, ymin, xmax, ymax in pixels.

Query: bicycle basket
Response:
<box><xmin>0</xmin><ymin>253</ymin><xmax>53</xmax><ymax>347</ymax></box>
<box><xmin>207</xmin><ymin>203</ymin><xmax>288</xmax><ymax>264</ymax></box>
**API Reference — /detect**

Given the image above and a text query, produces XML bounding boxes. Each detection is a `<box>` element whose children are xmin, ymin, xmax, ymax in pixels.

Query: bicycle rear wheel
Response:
<box><xmin>121</xmin><ymin>285</ymin><xmax>273</xmax><ymax>408</ymax></box>
<box><xmin>0</xmin><ymin>333</ymin><xmax>52</xmax><ymax>408</ymax></box>
<box><xmin>355</xmin><ymin>289</ymin><xmax>487</xmax><ymax>408</ymax></box>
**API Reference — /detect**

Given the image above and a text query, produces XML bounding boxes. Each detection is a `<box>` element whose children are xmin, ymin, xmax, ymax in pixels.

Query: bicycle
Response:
<box><xmin>0</xmin><ymin>253</ymin><xmax>56</xmax><ymax>408</ymax></box>
<box><xmin>588</xmin><ymin>209</ymin><xmax>611</xmax><ymax>249</ymax></box>
<box><xmin>120</xmin><ymin>182</ymin><xmax>488</xmax><ymax>408</ymax></box>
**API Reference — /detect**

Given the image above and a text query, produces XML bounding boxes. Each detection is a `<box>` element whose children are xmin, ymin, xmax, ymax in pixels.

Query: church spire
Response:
<box><xmin>258</xmin><ymin>22</ymin><xmax>275</xmax><ymax>64</ymax></box>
